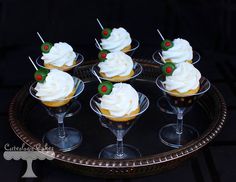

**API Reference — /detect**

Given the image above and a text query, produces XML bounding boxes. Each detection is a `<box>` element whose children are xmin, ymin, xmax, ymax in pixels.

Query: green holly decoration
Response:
<box><xmin>34</xmin><ymin>68</ymin><xmax>50</xmax><ymax>83</ymax></box>
<box><xmin>161</xmin><ymin>62</ymin><xmax>176</xmax><ymax>76</ymax></box>
<box><xmin>101</xmin><ymin>28</ymin><xmax>112</xmax><ymax>39</ymax></box>
<box><xmin>41</xmin><ymin>42</ymin><xmax>53</xmax><ymax>53</ymax></box>
<box><xmin>98</xmin><ymin>50</ymin><xmax>110</xmax><ymax>61</ymax></box>
<box><xmin>98</xmin><ymin>81</ymin><xmax>113</xmax><ymax>95</ymax></box>
<box><xmin>161</xmin><ymin>39</ymin><xmax>173</xmax><ymax>51</ymax></box>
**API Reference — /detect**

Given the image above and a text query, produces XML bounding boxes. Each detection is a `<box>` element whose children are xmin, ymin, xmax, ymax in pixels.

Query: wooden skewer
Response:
<box><xmin>28</xmin><ymin>56</ymin><xmax>38</xmax><ymax>70</ymax></box>
<box><xmin>91</xmin><ymin>69</ymin><xmax>102</xmax><ymax>83</ymax></box>
<box><xmin>157</xmin><ymin>29</ymin><xmax>165</xmax><ymax>41</ymax></box>
<box><xmin>96</xmin><ymin>18</ymin><xmax>104</xmax><ymax>30</ymax></box>
<box><xmin>158</xmin><ymin>52</ymin><xmax>166</xmax><ymax>63</ymax></box>
<box><xmin>95</xmin><ymin>38</ymin><xmax>102</xmax><ymax>50</ymax></box>
<box><xmin>37</xmin><ymin>32</ymin><xmax>45</xmax><ymax>43</ymax></box>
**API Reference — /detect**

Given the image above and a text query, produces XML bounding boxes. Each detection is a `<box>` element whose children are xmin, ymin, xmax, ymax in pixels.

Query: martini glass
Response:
<box><xmin>95</xmin><ymin>39</ymin><xmax>140</xmax><ymax>57</ymax></box>
<box><xmin>152</xmin><ymin>50</ymin><xmax>200</xmax><ymax>66</ymax></box>
<box><xmin>36</xmin><ymin>52</ymin><xmax>84</xmax><ymax>118</ymax></box>
<box><xmin>156</xmin><ymin>75</ymin><xmax>210</xmax><ymax>148</ymax></box>
<box><xmin>91</xmin><ymin>61</ymin><xmax>143</xmax><ymax>83</ymax></box>
<box><xmin>29</xmin><ymin>77</ymin><xmax>85</xmax><ymax>152</ymax></box>
<box><xmin>152</xmin><ymin>50</ymin><xmax>201</xmax><ymax>115</ymax></box>
<box><xmin>90</xmin><ymin>92</ymin><xmax>149</xmax><ymax>159</ymax></box>
<box><xmin>36</xmin><ymin>52</ymin><xmax>84</xmax><ymax>72</ymax></box>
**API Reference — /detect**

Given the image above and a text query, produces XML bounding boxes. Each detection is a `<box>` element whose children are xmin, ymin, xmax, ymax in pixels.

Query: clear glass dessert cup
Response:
<box><xmin>36</xmin><ymin>52</ymin><xmax>84</xmax><ymax>72</ymax></box>
<box><xmin>95</xmin><ymin>39</ymin><xmax>140</xmax><ymax>57</ymax></box>
<box><xmin>156</xmin><ymin>74</ymin><xmax>211</xmax><ymax>148</ymax></box>
<box><xmin>91</xmin><ymin>61</ymin><xmax>143</xmax><ymax>83</ymax></box>
<box><xmin>36</xmin><ymin>52</ymin><xmax>84</xmax><ymax>118</ymax></box>
<box><xmin>152</xmin><ymin>50</ymin><xmax>201</xmax><ymax>115</ymax></box>
<box><xmin>152</xmin><ymin>50</ymin><xmax>200</xmax><ymax>65</ymax></box>
<box><xmin>29</xmin><ymin>77</ymin><xmax>85</xmax><ymax>152</ymax></box>
<box><xmin>90</xmin><ymin>92</ymin><xmax>149</xmax><ymax>159</ymax></box>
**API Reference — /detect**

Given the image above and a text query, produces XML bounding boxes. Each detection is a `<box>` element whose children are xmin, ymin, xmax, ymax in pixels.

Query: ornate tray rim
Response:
<box><xmin>8</xmin><ymin>60</ymin><xmax>227</xmax><ymax>175</ymax></box>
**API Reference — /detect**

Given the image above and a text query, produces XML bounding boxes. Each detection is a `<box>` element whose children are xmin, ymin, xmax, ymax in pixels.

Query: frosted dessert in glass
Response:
<box><xmin>98</xmin><ymin>82</ymin><xmax>140</xmax><ymax>121</ymax></box>
<box><xmin>100</xmin><ymin>27</ymin><xmax>132</xmax><ymax>53</ymax></box>
<box><xmin>97</xmin><ymin>51</ymin><xmax>135</xmax><ymax>82</ymax></box>
<box><xmin>33</xmin><ymin>68</ymin><xmax>76</xmax><ymax>107</ymax></box>
<box><xmin>162</xmin><ymin>62</ymin><xmax>201</xmax><ymax>97</ymax></box>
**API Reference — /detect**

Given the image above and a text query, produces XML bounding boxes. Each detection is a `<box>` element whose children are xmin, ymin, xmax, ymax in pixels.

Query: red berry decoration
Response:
<box><xmin>98</xmin><ymin>81</ymin><xmax>113</xmax><ymax>95</ymax></box>
<box><xmin>101</xmin><ymin>53</ymin><xmax>106</xmax><ymax>59</ymax></box>
<box><xmin>34</xmin><ymin>68</ymin><xmax>50</xmax><ymax>83</ymax></box>
<box><xmin>41</xmin><ymin>42</ymin><xmax>53</xmax><ymax>53</ymax></box>
<box><xmin>161</xmin><ymin>62</ymin><xmax>176</xmax><ymax>76</ymax></box>
<box><xmin>101</xmin><ymin>85</ymin><xmax>108</xmax><ymax>92</ymax></box>
<box><xmin>35</xmin><ymin>74</ymin><xmax>43</xmax><ymax>81</ymax></box>
<box><xmin>101</xmin><ymin>28</ymin><xmax>112</xmax><ymax>39</ymax></box>
<box><xmin>98</xmin><ymin>50</ymin><xmax>110</xmax><ymax>61</ymax></box>
<box><xmin>166</xmin><ymin>67</ymin><xmax>172</xmax><ymax>74</ymax></box>
<box><xmin>165</xmin><ymin>41</ymin><xmax>171</xmax><ymax>47</ymax></box>
<box><xmin>44</xmin><ymin>45</ymin><xmax>49</xmax><ymax>50</ymax></box>
<box><xmin>161</xmin><ymin>39</ymin><xmax>173</xmax><ymax>51</ymax></box>
<box><xmin>103</xmin><ymin>31</ymin><xmax>108</xmax><ymax>36</ymax></box>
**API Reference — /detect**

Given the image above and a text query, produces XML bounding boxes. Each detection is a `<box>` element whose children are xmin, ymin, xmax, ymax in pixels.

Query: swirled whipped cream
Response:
<box><xmin>162</xmin><ymin>38</ymin><xmax>193</xmax><ymax>64</ymax></box>
<box><xmin>98</xmin><ymin>51</ymin><xmax>133</xmax><ymax>77</ymax></box>
<box><xmin>35</xmin><ymin>69</ymin><xmax>74</xmax><ymax>101</ymax></box>
<box><xmin>100</xmin><ymin>83</ymin><xmax>139</xmax><ymax>117</ymax></box>
<box><xmin>163</xmin><ymin>62</ymin><xmax>201</xmax><ymax>93</ymax></box>
<box><xmin>100</xmin><ymin>27</ymin><xmax>132</xmax><ymax>52</ymax></box>
<box><xmin>42</xmin><ymin>42</ymin><xmax>76</xmax><ymax>67</ymax></box>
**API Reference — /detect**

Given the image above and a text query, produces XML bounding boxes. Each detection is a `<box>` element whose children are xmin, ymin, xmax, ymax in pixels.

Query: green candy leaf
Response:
<box><xmin>98</xmin><ymin>49</ymin><xmax>110</xmax><ymax>62</ymax></box>
<box><xmin>161</xmin><ymin>62</ymin><xmax>176</xmax><ymax>76</ymax></box>
<box><xmin>101</xmin><ymin>28</ymin><xmax>112</xmax><ymax>39</ymax></box>
<box><xmin>34</xmin><ymin>68</ymin><xmax>50</xmax><ymax>83</ymax></box>
<box><xmin>41</xmin><ymin>42</ymin><xmax>53</xmax><ymax>53</ymax></box>
<box><xmin>98</xmin><ymin>81</ymin><xmax>113</xmax><ymax>95</ymax></box>
<box><xmin>161</xmin><ymin>39</ymin><xmax>173</xmax><ymax>51</ymax></box>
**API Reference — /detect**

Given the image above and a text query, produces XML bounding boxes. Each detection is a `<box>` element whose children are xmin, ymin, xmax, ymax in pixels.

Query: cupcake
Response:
<box><xmin>161</xmin><ymin>38</ymin><xmax>193</xmax><ymax>64</ymax></box>
<box><xmin>100</xmin><ymin>27</ymin><xmax>132</xmax><ymax>53</ymax></box>
<box><xmin>98</xmin><ymin>82</ymin><xmax>140</xmax><ymax>122</ymax></box>
<box><xmin>162</xmin><ymin>62</ymin><xmax>201</xmax><ymax>97</ymax></box>
<box><xmin>41</xmin><ymin>42</ymin><xmax>77</xmax><ymax>71</ymax></box>
<box><xmin>98</xmin><ymin>50</ymin><xmax>134</xmax><ymax>82</ymax></box>
<box><xmin>34</xmin><ymin>68</ymin><xmax>75</xmax><ymax>107</ymax></box>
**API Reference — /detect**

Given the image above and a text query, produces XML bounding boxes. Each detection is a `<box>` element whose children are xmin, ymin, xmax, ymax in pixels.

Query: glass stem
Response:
<box><xmin>176</xmin><ymin>108</ymin><xmax>184</xmax><ymax>135</ymax></box>
<box><xmin>116</xmin><ymin>130</ymin><xmax>124</xmax><ymax>157</ymax></box>
<box><xmin>56</xmin><ymin>113</ymin><xmax>66</xmax><ymax>139</ymax></box>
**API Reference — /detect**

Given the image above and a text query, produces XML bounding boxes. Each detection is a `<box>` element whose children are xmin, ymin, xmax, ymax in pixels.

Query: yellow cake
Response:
<box><xmin>44</xmin><ymin>60</ymin><xmax>76</xmax><ymax>72</ymax></box>
<box><xmin>99</xmin><ymin>70</ymin><xmax>134</xmax><ymax>82</ymax></box>
<box><xmin>100</xmin><ymin>106</ymin><xmax>140</xmax><ymax>122</ymax></box>
<box><xmin>42</xmin><ymin>89</ymin><xmax>76</xmax><ymax>107</ymax></box>
<box><xmin>121</xmin><ymin>45</ymin><xmax>132</xmax><ymax>53</ymax></box>
<box><xmin>169</xmin><ymin>86</ymin><xmax>199</xmax><ymax>97</ymax></box>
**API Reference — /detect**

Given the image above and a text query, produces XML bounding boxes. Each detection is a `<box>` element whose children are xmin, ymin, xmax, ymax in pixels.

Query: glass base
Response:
<box><xmin>99</xmin><ymin>144</ymin><xmax>141</xmax><ymax>159</ymax></box>
<box><xmin>159</xmin><ymin>123</ymin><xmax>199</xmax><ymax>148</ymax></box>
<box><xmin>43</xmin><ymin>127</ymin><xmax>82</xmax><ymax>152</ymax></box>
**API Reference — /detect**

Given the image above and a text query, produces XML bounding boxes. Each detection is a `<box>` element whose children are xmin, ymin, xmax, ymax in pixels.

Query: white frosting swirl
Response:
<box><xmin>98</xmin><ymin>51</ymin><xmax>133</xmax><ymax>77</ymax></box>
<box><xmin>42</xmin><ymin>42</ymin><xmax>76</xmax><ymax>67</ymax></box>
<box><xmin>100</xmin><ymin>83</ymin><xmax>139</xmax><ymax>117</ymax></box>
<box><xmin>162</xmin><ymin>38</ymin><xmax>193</xmax><ymax>64</ymax></box>
<box><xmin>163</xmin><ymin>62</ymin><xmax>201</xmax><ymax>93</ymax></box>
<box><xmin>100</xmin><ymin>27</ymin><xmax>132</xmax><ymax>52</ymax></box>
<box><xmin>35</xmin><ymin>69</ymin><xmax>74</xmax><ymax>101</ymax></box>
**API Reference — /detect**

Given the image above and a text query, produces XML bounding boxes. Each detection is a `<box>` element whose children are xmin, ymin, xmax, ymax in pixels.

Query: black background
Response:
<box><xmin>1</xmin><ymin>0</ymin><xmax>236</xmax><ymax>181</ymax></box>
